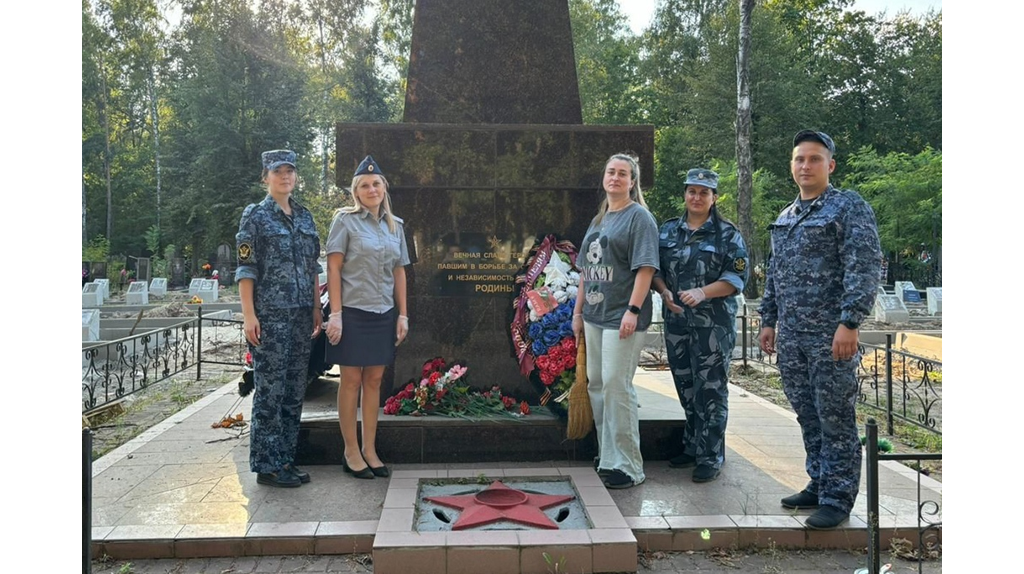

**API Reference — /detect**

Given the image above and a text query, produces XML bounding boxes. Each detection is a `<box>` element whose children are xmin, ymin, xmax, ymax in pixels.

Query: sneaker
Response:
<box><xmin>691</xmin><ymin>464</ymin><xmax>720</xmax><ymax>483</ymax></box>
<box><xmin>601</xmin><ymin>469</ymin><xmax>636</xmax><ymax>489</ymax></box>
<box><xmin>284</xmin><ymin>464</ymin><xmax>310</xmax><ymax>483</ymax></box>
<box><xmin>256</xmin><ymin>468</ymin><xmax>302</xmax><ymax>488</ymax></box>
<box><xmin>805</xmin><ymin>505</ymin><xmax>850</xmax><ymax>529</ymax></box>
<box><xmin>780</xmin><ymin>490</ymin><xmax>820</xmax><ymax>510</ymax></box>
<box><xmin>668</xmin><ymin>453</ymin><xmax>696</xmax><ymax>468</ymax></box>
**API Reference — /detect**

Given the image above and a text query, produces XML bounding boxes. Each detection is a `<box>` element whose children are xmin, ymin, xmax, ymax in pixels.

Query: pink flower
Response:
<box><xmin>447</xmin><ymin>364</ymin><xmax>468</xmax><ymax>381</ymax></box>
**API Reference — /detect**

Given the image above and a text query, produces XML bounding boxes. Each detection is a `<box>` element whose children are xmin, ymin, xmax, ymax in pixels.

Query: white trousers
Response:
<box><xmin>584</xmin><ymin>322</ymin><xmax>646</xmax><ymax>485</ymax></box>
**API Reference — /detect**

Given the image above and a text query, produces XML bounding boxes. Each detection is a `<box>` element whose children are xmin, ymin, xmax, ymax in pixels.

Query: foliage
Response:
<box><xmin>82</xmin><ymin>0</ymin><xmax>941</xmax><ymax>281</ymax></box>
<box><xmin>840</xmin><ymin>147</ymin><xmax>942</xmax><ymax>258</ymax></box>
<box><xmin>83</xmin><ymin>235</ymin><xmax>111</xmax><ymax>261</ymax></box>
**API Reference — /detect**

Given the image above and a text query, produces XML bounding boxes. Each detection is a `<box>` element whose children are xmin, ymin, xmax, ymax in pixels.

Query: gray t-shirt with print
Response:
<box><xmin>578</xmin><ymin>202</ymin><xmax>660</xmax><ymax>331</ymax></box>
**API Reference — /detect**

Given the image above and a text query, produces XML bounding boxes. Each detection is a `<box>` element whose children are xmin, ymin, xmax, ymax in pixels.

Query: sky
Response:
<box><xmin>620</xmin><ymin>0</ymin><xmax>943</xmax><ymax>33</ymax></box>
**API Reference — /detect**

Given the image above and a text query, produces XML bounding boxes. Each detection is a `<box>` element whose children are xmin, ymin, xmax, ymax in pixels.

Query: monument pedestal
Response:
<box><xmin>296</xmin><ymin>377</ymin><xmax>683</xmax><ymax>465</ymax></box>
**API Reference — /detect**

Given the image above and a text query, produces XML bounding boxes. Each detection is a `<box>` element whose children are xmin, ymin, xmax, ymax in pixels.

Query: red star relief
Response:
<box><xmin>423</xmin><ymin>481</ymin><xmax>575</xmax><ymax>530</ymax></box>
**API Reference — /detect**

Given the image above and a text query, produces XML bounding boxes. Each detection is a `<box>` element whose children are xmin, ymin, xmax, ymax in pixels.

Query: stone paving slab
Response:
<box><xmin>89</xmin><ymin>367</ymin><xmax>942</xmax><ymax>565</ymax></box>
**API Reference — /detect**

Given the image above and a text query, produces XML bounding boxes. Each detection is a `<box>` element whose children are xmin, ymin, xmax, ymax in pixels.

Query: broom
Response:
<box><xmin>566</xmin><ymin>332</ymin><xmax>593</xmax><ymax>439</ymax></box>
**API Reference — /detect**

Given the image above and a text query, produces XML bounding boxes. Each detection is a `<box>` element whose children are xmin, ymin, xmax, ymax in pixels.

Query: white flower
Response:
<box><xmin>566</xmin><ymin>285</ymin><xmax>578</xmax><ymax>300</ymax></box>
<box><xmin>553</xmin><ymin>289</ymin><xmax>567</xmax><ymax>303</ymax></box>
<box><xmin>529</xmin><ymin>310</ymin><xmax>539</xmax><ymax>322</ymax></box>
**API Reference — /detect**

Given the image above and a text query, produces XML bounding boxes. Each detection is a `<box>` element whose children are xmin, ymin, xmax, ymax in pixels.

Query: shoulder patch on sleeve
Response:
<box><xmin>734</xmin><ymin>258</ymin><xmax>746</xmax><ymax>272</ymax></box>
<box><xmin>238</xmin><ymin>243</ymin><xmax>254</xmax><ymax>263</ymax></box>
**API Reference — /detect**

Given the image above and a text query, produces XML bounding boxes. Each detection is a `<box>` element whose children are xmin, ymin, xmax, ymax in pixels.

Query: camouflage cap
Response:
<box><xmin>793</xmin><ymin>130</ymin><xmax>836</xmax><ymax>154</ymax></box>
<box><xmin>354</xmin><ymin>155</ymin><xmax>384</xmax><ymax>177</ymax></box>
<box><xmin>684</xmin><ymin>168</ymin><xmax>719</xmax><ymax>191</ymax></box>
<box><xmin>262</xmin><ymin>149</ymin><xmax>297</xmax><ymax>171</ymax></box>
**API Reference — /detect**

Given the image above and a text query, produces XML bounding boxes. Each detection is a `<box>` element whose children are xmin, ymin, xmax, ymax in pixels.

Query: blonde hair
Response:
<box><xmin>338</xmin><ymin>174</ymin><xmax>397</xmax><ymax>233</ymax></box>
<box><xmin>593</xmin><ymin>153</ymin><xmax>647</xmax><ymax>226</ymax></box>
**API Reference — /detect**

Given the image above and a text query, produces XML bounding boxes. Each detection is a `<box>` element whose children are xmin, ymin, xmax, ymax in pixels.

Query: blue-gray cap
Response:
<box><xmin>793</xmin><ymin>130</ymin><xmax>836</xmax><ymax>154</ymax></box>
<box><xmin>354</xmin><ymin>155</ymin><xmax>384</xmax><ymax>177</ymax></box>
<box><xmin>262</xmin><ymin>149</ymin><xmax>296</xmax><ymax>171</ymax></box>
<box><xmin>684</xmin><ymin>168</ymin><xmax>719</xmax><ymax>191</ymax></box>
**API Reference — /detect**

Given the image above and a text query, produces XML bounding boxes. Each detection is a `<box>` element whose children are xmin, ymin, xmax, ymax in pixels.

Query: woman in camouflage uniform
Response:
<box><xmin>236</xmin><ymin>150</ymin><xmax>323</xmax><ymax>488</ymax></box>
<box><xmin>652</xmin><ymin>168</ymin><xmax>748</xmax><ymax>483</ymax></box>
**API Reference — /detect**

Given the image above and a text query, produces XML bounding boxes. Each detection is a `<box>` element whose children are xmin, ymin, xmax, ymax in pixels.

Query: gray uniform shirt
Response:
<box><xmin>325</xmin><ymin>209</ymin><xmax>411</xmax><ymax>313</ymax></box>
<box><xmin>578</xmin><ymin>202</ymin><xmax>660</xmax><ymax>331</ymax></box>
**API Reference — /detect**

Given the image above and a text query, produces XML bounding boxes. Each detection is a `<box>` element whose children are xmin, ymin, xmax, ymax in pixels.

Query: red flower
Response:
<box><xmin>429</xmin><ymin>372</ymin><xmax>442</xmax><ymax>384</ymax></box>
<box><xmin>520</xmin><ymin>401</ymin><xmax>530</xmax><ymax>415</ymax></box>
<box><xmin>245</xmin><ymin>352</ymin><xmax>252</xmax><ymax>366</ymax></box>
<box><xmin>502</xmin><ymin>395</ymin><xmax>516</xmax><ymax>409</ymax></box>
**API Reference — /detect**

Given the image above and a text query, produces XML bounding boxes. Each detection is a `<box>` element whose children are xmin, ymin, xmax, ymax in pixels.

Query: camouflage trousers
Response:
<box><xmin>249</xmin><ymin>307</ymin><xmax>314</xmax><ymax>474</ymax></box>
<box><xmin>664</xmin><ymin>324</ymin><xmax>735</xmax><ymax>469</ymax></box>
<box><xmin>777</xmin><ymin>328</ymin><xmax>861</xmax><ymax>514</ymax></box>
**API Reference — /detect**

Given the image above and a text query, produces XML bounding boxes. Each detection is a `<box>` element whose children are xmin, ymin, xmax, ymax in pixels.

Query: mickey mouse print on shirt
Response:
<box><xmin>581</xmin><ymin>232</ymin><xmax>611</xmax><ymax>305</ymax></box>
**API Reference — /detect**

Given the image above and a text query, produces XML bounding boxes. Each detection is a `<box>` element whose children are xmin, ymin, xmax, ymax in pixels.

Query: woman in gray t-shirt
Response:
<box><xmin>572</xmin><ymin>153</ymin><xmax>660</xmax><ymax>489</ymax></box>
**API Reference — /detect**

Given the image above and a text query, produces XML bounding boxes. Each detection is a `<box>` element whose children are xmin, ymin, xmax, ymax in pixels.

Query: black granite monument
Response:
<box><xmin>336</xmin><ymin>0</ymin><xmax>654</xmax><ymax>404</ymax></box>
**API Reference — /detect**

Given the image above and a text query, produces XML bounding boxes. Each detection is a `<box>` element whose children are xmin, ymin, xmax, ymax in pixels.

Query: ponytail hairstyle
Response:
<box><xmin>338</xmin><ymin>174</ymin><xmax>398</xmax><ymax>233</ymax></box>
<box><xmin>594</xmin><ymin>153</ymin><xmax>648</xmax><ymax>226</ymax></box>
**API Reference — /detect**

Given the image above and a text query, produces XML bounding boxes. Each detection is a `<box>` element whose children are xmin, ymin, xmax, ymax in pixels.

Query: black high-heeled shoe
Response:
<box><xmin>343</xmin><ymin>456</ymin><xmax>374</xmax><ymax>479</ymax></box>
<box><xmin>362</xmin><ymin>454</ymin><xmax>390</xmax><ymax>478</ymax></box>
<box><xmin>368</xmin><ymin>463</ymin><xmax>390</xmax><ymax>478</ymax></box>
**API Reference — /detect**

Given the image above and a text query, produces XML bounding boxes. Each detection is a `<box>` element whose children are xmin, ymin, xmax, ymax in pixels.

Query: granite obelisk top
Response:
<box><xmin>403</xmin><ymin>0</ymin><xmax>583</xmax><ymax>124</ymax></box>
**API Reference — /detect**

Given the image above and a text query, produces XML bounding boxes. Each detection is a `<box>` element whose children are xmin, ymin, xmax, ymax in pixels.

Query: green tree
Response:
<box><xmin>568</xmin><ymin>0</ymin><xmax>643</xmax><ymax>124</ymax></box>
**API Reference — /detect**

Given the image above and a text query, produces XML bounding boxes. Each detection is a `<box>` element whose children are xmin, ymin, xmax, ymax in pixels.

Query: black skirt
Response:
<box><xmin>324</xmin><ymin>306</ymin><xmax>397</xmax><ymax>367</ymax></box>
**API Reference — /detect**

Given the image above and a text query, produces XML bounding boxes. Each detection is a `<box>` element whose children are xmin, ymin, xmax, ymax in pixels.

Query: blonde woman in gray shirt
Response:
<box><xmin>324</xmin><ymin>156</ymin><xmax>411</xmax><ymax>479</ymax></box>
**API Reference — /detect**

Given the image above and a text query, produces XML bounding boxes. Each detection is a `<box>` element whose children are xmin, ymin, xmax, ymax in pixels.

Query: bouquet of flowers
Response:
<box><xmin>384</xmin><ymin>357</ymin><xmax>527</xmax><ymax>419</ymax></box>
<box><xmin>511</xmin><ymin>235</ymin><xmax>581</xmax><ymax>412</ymax></box>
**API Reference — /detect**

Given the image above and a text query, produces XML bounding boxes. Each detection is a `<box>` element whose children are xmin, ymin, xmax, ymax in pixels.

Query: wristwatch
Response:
<box><xmin>627</xmin><ymin>304</ymin><xmax>641</xmax><ymax>315</ymax></box>
<box><xmin>840</xmin><ymin>320</ymin><xmax>860</xmax><ymax>330</ymax></box>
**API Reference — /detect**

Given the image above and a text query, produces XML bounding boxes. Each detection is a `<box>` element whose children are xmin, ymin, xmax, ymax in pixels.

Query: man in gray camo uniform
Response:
<box><xmin>757</xmin><ymin>130</ymin><xmax>881</xmax><ymax>529</ymax></box>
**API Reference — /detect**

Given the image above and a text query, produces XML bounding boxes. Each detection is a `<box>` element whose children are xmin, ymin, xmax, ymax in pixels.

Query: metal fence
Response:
<box><xmin>735</xmin><ymin>315</ymin><xmax>941</xmax><ymax>437</ymax></box>
<box><xmin>82</xmin><ymin>307</ymin><xmax>248</xmax><ymax>414</ymax></box>
<box><xmin>864</xmin><ymin>418</ymin><xmax>941</xmax><ymax>574</ymax></box>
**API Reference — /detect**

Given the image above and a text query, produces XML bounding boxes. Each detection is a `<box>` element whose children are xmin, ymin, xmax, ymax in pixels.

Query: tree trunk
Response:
<box><xmin>148</xmin><ymin>69</ymin><xmax>162</xmax><ymax>239</ymax></box>
<box><xmin>100</xmin><ymin>55</ymin><xmax>113</xmax><ymax>244</ymax></box>
<box><xmin>736</xmin><ymin>0</ymin><xmax>756</xmax><ymax>298</ymax></box>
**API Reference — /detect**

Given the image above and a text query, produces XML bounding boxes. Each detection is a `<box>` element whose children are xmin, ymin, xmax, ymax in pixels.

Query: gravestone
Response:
<box><xmin>94</xmin><ymin>278</ymin><xmax>110</xmax><ymax>299</ymax></box>
<box><xmin>126</xmin><ymin>281</ymin><xmax>149</xmax><ymax>305</ymax></box>
<box><xmin>874</xmin><ymin>294</ymin><xmax>910</xmax><ymax>323</ymax></box>
<box><xmin>877</xmin><ymin>285</ymin><xmax>886</xmax><ymax>296</ymax></box>
<box><xmin>171</xmin><ymin>257</ymin><xmax>185</xmax><ymax>288</ymax></box>
<box><xmin>197</xmin><ymin>279</ymin><xmax>219</xmax><ymax>303</ymax></box>
<box><xmin>82</xmin><ymin>282</ymin><xmax>103</xmax><ymax>307</ymax></box>
<box><xmin>90</xmin><ymin>261</ymin><xmax>107</xmax><ymax>279</ymax></box>
<box><xmin>336</xmin><ymin>0</ymin><xmax>654</xmax><ymax>403</ymax></box>
<box><xmin>188</xmin><ymin>278</ymin><xmax>204</xmax><ymax>297</ymax></box>
<box><xmin>150</xmin><ymin>278</ymin><xmax>168</xmax><ymax>297</ymax></box>
<box><xmin>136</xmin><ymin>257</ymin><xmax>151</xmax><ymax>283</ymax></box>
<box><xmin>894</xmin><ymin>281</ymin><xmax>920</xmax><ymax>304</ymax></box>
<box><xmin>926</xmin><ymin>287</ymin><xmax>942</xmax><ymax>315</ymax></box>
<box><xmin>82</xmin><ymin>309</ymin><xmax>100</xmax><ymax>342</ymax></box>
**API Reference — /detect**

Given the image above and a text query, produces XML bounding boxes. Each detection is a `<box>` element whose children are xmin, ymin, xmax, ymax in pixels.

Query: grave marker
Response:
<box><xmin>150</xmin><ymin>278</ymin><xmax>168</xmax><ymax>297</ymax></box>
<box><xmin>94</xmin><ymin>278</ymin><xmax>110</xmax><ymax>299</ymax></box>
<box><xmin>82</xmin><ymin>309</ymin><xmax>100</xmax><ymax>342</ymax></box>
<box><xmin>136</xmin><ymin>257</ymin><xmax>151</xmax><ymax>283</ymax></box>
<box><xmin>126</xmin><ymin>281</ymin><xmax>149</xmax><ymax>305</ymax></box>
<box><xmin>82</xmin><ymin>282</ymin><xmax>103</xmax><ymax>307</ymax></box>
<box><xmin>874</xmin><ymin>294</ymin><xmax>910</xmax><ymax>323</ymax></box>
<box><xmin>894</xmin><ymin>281</ymin><xmax>919</xmax><ymax>303</ymax></box>
<box><xmin>926</xmin><ymin>287</ymin><xmax>942</xmax><ymax>315</ymax></box>
<box><xmin>197</xmin><ymin>279</ymin><xmax>219</xmax><ymax>302</ymax></box>
<box><xmin>171</xmin><ymin>258</ymin><xmax>185</xmax><ymax>288</ymax></box>
<box><xmin>188</xmin><ymin>278</ymin><xmax>204</xmax><ymax>297</ymax></box>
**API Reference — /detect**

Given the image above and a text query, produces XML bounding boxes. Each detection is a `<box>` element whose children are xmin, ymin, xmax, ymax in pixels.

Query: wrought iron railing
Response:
<box><xmin>864</xmin><ymin>418</ymin><xmax>941</xmax><ymax>574</ymax></box>
<box><xmin>735</xmin><ymin>316</ymin><xmax>941</xmax><ymax>436</ymax></box>
<box><xmin>82</xmin><ymin>306</ymin><xmax>249</xmax><ymax>414</ymax></box>
<box><xmin>82</xmin><ymin>318</ymin><xmax>197</xmax><ymax>413</ymax></box>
